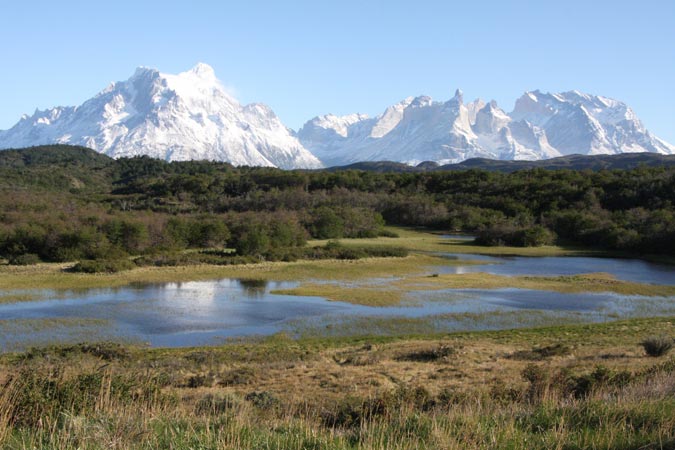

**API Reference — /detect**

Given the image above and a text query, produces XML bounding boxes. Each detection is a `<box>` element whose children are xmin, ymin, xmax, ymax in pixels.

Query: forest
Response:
<box><xmin>1</xmin><ymin>145</ymin><xmax>674</xmax><ymax>270</ymax></box>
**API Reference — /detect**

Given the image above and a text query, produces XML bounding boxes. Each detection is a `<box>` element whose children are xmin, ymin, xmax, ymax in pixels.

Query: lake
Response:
<box><xmin>439</xmin><ymin>253</ymin><xmax>675</xmax><ymax>285</ymax></box>
<box><xmin>0</xmin><ymin>251</ymin><xmax>673</xmax><ymax>350</ymax></box>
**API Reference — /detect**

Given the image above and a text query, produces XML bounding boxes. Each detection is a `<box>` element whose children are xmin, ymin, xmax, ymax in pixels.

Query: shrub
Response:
<box><xmin>321</xmin><ymin>397</ymin><xmax>363</xmax><ymax>429</ymax></box>
<box><xmin>522</xmin><ymin>364</ymin><xmax>551</xmax><ymax>403</ymax></box>
<box><xmin>245</xmin><ymin>391</ymin><xmax>280</xmax><ymax>410</ymax></box>
<box><xmin>642</xmin><ymin>336</ymin><xmax>674</xmax><ymax>357</ymax></box>
<box><xmin>8</xmin><ymin>253</ymin><xmax>41</xmax><ymax>265</ymax></box>
<box><xmin>70</xmin><ymin>258</ymin><xmax>135</xmax><ymax>273</ymax></box>
<box><xmin>315</xmin><ymin>241</ymin><xmax>408</xmax><ymax>260</ymax></box>
<box><xmin>517</xmin><ymin>225</ymin><xmax>556</xmax><ymax>247</ymax></box>
<box><xmin>186</xmin><ymin>374</ymin><xmax>213</xmax><ymax>388</ymax></box>
<box><xmin>218</xmin><ymin>367</ymin><xmax>257</xmax><ymax>386</ymax></box>
<box><xmin>476</xmin><ymin>223</ymin><xmax>555</xmax><ymax>247</ymax></box>
<box><xmin>308</xmin><ymin>206</ymin><xmax>345</xmax><ymax>239</ymax></box>
<box><xmin>509</xmin><ymin>343</ymin><xmax>571</xmax><ymax>361</ymax></box>
<box><xmin>396</xmin><ymin>345</ymin><xmax>455</xmax><ymax>362</ymax></box>
<box><xmin>570</xmin><ymin>365</ymin><xmax>632</xmax><ymax>398</ymax></box>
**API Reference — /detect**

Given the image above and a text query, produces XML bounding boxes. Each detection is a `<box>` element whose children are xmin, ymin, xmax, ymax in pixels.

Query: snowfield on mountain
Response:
<box><xmin>0</xmin><ymin>63</ymin><xmax>322</xmax><ymax>169</ymax></box>
<box><xmin>298</xmin><ymin>90</ymin><xmax>674</xmax><ymax>166</ymax></box>
<box><xmin>1</xmin><ymin>63</ymin><xmax>673</xmax><ymax>168</ymax></box>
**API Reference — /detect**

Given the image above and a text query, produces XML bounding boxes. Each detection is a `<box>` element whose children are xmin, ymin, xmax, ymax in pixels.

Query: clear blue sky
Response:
<box><xmin>1</xmin><ymin>0</ymin><xmax>673</xmax><ymax>142</ymax></box>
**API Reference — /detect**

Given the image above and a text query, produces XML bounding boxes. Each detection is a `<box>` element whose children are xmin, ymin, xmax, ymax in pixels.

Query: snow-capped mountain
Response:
<box><xmin>298</xmin><ymin>90</ymin><xmax>674</xmax><ymax>166</ymax></box>
<box><xmin>2</xmin><ymin>66</ymin><xmax>672</xmax><ymax>168</ymax></box>
<box><xmin>0</xmin><ymin>63</ymin><xmax>322</xmax><ymax>169</ymax></box>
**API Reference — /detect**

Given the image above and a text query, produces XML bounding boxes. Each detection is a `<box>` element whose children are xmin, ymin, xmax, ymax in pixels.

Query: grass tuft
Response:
<box><xmin>642</xmin><ymin>336</ymin><xmax>674</xmax><ymax>357</ymax></box>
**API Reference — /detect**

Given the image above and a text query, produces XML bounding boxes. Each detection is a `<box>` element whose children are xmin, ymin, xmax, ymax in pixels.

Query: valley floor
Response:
<box><xmin>0</xmin><ymin>228</ymin><xmax>674</xmax><ymax>448</ymax></box>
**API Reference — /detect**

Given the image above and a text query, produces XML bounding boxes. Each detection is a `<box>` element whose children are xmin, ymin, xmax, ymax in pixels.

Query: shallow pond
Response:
<box><xmin>1</xmin><ymin>242</ymin><xmax>674</xmax><ymax>350</ymax></box>
<box><xmin>1</xmin><ymin>259</ymin><xmax>674</xmax><ymax>351</ymax></box>
<box><xmin>440</xmin><ymin>253</ymin><xmax>675</xmax><ymax>285</ymax></box>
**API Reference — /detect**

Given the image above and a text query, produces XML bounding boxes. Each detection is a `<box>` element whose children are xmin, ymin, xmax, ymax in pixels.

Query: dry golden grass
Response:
<box><xmin>2</xmin><ymin>317</ymin><xmax>672</xmax><ymax>411</ymax></box>
<box><xmin>1</xmin><ymin>317</ymin><xmax>674</xmax><ymax>449</ymax></box>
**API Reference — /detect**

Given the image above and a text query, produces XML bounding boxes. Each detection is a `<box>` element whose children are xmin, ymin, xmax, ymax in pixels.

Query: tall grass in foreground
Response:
<box><xmin>1</xmin><ymin>359</ymin><xmax>674</xmax><ymax>449</ymax></box>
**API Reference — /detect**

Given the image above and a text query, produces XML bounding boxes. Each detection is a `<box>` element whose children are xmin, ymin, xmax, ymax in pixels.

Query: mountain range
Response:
<box><xmin>1</xmin><ymin>63</ymin><xmax>673</xmax><ymax>168</ymax></box>
<box><xmin>298</xmin><ymin>90</ymin><xmax>674</xmax><ymax>166</ymax></box>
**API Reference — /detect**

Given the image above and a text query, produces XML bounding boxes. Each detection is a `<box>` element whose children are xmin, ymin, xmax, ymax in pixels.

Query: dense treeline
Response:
<box><xmin>1</xmin><ymin>146</ymin><xmax>674</xmax><ymax>267</ymax></box>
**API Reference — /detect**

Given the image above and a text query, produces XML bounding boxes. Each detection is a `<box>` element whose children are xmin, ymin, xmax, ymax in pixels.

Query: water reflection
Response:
<box><xmin>238</xmin><ymin>279</ymin><xmax>269</xmax><ymax>298</ymax></box>
<box><xmin>0</xmin><ymin>250</ymin><xmax>674</xmax><ymax>350</ymax></box>
<box><xmin>440</xmin><ymin>234</ymin><xmax>476</xmax><ymax>241</ymax></box>
<box><xmin>441</xmin><ymin>253</ymin><xmax>675</xmax><ymax>285</ymax></box>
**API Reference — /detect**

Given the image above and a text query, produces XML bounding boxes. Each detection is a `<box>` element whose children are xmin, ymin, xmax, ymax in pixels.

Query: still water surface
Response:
<box><xmin>0</xmin><ymin>252</ymin><xmax>673</xmax><ymax>350</ymax></box>
<box><xmin>440</xmin><ymin>253</ymin><xmax>675</xmax><ymax>285</ymax></box>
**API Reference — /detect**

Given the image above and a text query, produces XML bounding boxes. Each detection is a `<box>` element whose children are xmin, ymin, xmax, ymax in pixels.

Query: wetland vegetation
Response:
<box><xmin>1</xmin><ymin>145</ymin><xmax>675</xmax><ymax>448</ymax></box>
<box><xmin>1</xmin><ymin>318</ymin><xmax>675</xmax><ymax>449</ymax></box>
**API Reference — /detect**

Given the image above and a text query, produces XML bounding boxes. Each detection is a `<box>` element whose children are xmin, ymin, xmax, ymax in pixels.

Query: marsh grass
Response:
<box><xmin>1</xmin><ymin>318</ymin><xmax>675</xmax><ymax>449</ymax></box>
<box><xmin>272</xmin><ymin>282</ymin><xmax>408</xmax><ymax>306</ymax></box>
<box><xmin>3</xmin><ymin>227</ymin><xmax>669</xmax><ymax>304</ymax></box>
<box><xmin>0</xmin><ymin>318</ymin><xmax>110</xmax><ymax>334</ymax></box>
<box><xmin>0</xmin><ymin>253</ymin><xmax>454</xmax><ymax>293</ymax></box>
<box><xmin>0</xmin><ymin>291</ymin><xmax>45</xmax><ymax>304</ymax></box>
<box><xmin>396</xmin><ymin>272</ymin><xmax>675</xmax><ymax>297</ymax></box>
<box><xmin>310</xmin><ymin>227</ymin><xmax>591</xmax><ymax>257</ymax></box>
<box><xmin>273</xmin><ymin>271</ymin><xmax>675</xmax><ymax>307</ymax></box>
<box><xmin>0</xmin><ymin>227</ymin><xmax>584</xmax><ymax>293</ymax></box>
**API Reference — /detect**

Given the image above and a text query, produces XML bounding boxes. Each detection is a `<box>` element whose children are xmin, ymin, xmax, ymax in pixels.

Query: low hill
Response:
<box><xmin>0</xmin><ymin>144</ymin><xmax>113</xmax><ymax>168</ymax></box>
<box><xmin>327</xmin><ymin>153</ymin><xmax>675</xmax><ymax>173</ymax></box>
<box><xmin>439</xmin><ymin>153</ymin><xmax>675</xmax><ymax>172</ymax></box>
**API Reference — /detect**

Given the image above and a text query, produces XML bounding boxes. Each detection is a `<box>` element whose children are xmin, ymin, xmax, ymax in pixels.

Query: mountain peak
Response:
<box><xmin>131</xmin><ymin>66</ymin><xmax>160</xmax><ymax>80</ymax></box>
<box><xmin>410</xmin><ymin>96</ymin><xmax>433</xmax><ymax>108</ymax></box>
<box><xmin>0</xmin><ymin>63</ymin><xmax>322</xmax><ymax>169</ymax></box>
<box><xmin>186</xmin><ymin>62</ymin><xmax>217</xmax><ymax>80</ymax></box>
<box><xmin>444</xmin><ymin>89</ymin><xmax>464</xmax><ymax>109</ymax></box>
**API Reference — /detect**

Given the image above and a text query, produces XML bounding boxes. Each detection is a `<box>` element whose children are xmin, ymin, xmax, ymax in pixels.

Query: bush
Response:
<box><xmin>517</xmin><ymin>225</ymin><xmax>556</xmax><ymax>247</ymax></box>
<box><xmin>8</xmin><ymin>253</ymin><xmax>41</xmax><ymax>265</ymax></box>
<box><xmin>509</xmin><ymin>343</ymin><xmax>571</xmax><ymax>361</ymax></box>
<box><xmin>70</xmin><ymin>258</ymin><xmax>136</xmax><ymax>273</ymax></box>
<box><xmin>642</xmin><ymin>336</ymin><xmax>674</xmax><ymax>357</ymax></box>
<box><xmin>476</xmin><ymin>223</ymin><xmax>556</xmax><ymax>247</ymax></box>
<box><xmin>19</xmin><ymin>342</ymin><xmax>130</xmax><ymax>361</ymax></box>
<box><xmin>396</xmin><ymin>345</ymin><xmax>455</xmax><ymax>362</ymax></box>
<box><xmin>218</xmin><ymin>367</ymin><xmax>257</xmax><ymax>386</ymax></box>
<box><xmin>521</xmin><ymin>364</ymin><xmax>551</xmax><ymax>403</ymax></box>
<box><xmin>308</xmin><ymin>206</ymin><xmax>344</xmax><ymax>239</ymax></box>
<box><xmin>186</xmin><ymin>374</ymin><xmax>213</xmax><ymax>388</ymax></box>
<box><xmin>312</xmin><ymin>241</ymin><xmax>408</xmax><ymax>260</ymax></box>
<box><xmin>245</xmin><ymin>391</ymin><xmax>280</xmax><ymax>410</ymax></box>
<box><xmin>570</xmin><ymin>365</ymin><xmax>632</xmax><ymax>398</ymax></box>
